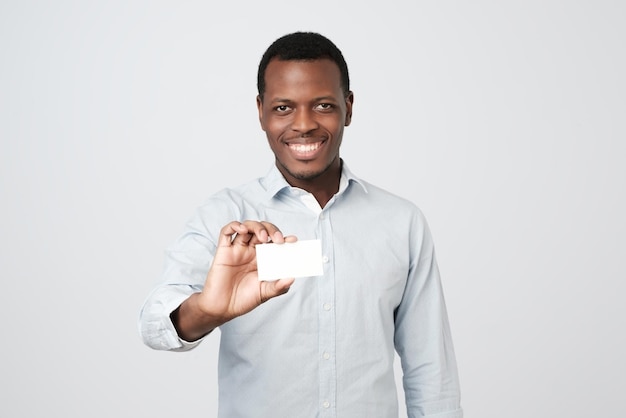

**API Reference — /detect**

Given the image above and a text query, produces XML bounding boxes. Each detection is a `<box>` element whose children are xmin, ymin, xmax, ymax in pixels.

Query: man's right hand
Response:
<box><xmin>171</xmin><ymin>220</ymin><xmax>297</xmax><ymax>342</ymax></box>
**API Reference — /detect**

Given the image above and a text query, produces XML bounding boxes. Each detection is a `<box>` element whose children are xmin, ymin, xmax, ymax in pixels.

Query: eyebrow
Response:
<box><xmin>270</xmin><ymin>96</ymin><xmax>339</xmax><ymax>104</ymax></box>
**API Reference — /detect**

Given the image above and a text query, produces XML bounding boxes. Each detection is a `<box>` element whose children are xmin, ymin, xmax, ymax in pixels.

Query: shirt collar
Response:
<box><xmin>260</xmin><ymin>159</ymin><xmax>368</xmax><ymax>201</ymax></box>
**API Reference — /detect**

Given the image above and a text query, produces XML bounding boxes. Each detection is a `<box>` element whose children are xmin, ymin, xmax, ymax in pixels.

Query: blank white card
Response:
<box><xmin>256</xmin><ymin>239</ymin><xmax>324</xmax><ymax>281</ymax></box>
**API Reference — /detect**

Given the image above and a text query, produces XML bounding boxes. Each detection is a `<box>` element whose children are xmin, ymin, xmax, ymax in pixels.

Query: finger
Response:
<box><xmin>283</xmin><ymin>234</ymin><xmax>298</xmax><ymax>243</ymax></box>
<box><xmin>260</xmin><ymin>221</ymin><xmax>287</xmax><ymax>244</ymax></box>
<box><xmin>217</xmin><ymin>222</ymin><xmax>249</xmax><ymax>247</ymax></box>
<box><xmin>240</xmin><ymin>220</ymin><xmax>284</xmax><ymax>245</ymax></box>
<box><xmin>274</xmin><ymin>277</ymin><xmax>295</xmax><ymax>292</ymax></box>
<box><xmin>259</xmin><ymin>278</ymin><xmax>295</xmax><ymax>303</ymax></box>
<box><xmin>237</xmin><ymin>220</ymin><xmax>268</xmax><ymax>245</ymax></box>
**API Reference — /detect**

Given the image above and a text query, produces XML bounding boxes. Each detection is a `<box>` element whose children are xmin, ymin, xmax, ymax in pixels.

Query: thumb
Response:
<box><xmin>260</xmin><ymin>278</ymin><xmax>295</xmax><ymax>303</ymax></box>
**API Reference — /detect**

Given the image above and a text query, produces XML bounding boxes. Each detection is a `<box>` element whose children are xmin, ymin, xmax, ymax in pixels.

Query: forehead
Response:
<box><xmin>264</xmin><ymin>58</ymin><xmax>343</xmax><ymax>96</ymax></box>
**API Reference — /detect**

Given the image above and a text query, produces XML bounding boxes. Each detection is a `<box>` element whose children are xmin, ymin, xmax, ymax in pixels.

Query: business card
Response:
<box><xmin>256</xmin><ymin>239</ymin><xmax>324</xmax><ymax>281</ymax></box>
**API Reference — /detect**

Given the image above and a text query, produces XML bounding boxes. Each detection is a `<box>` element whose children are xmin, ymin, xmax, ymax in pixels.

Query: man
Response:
<box><xmin>140</xmin><ymin>31</ymin><xmax>462</xmax><ymax>418</ymax></box>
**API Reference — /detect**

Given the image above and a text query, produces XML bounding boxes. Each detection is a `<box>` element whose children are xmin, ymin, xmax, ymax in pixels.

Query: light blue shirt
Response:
<box><xmin>139</xmin><ymin>162</ymin><xmax>463</xmax><ymax>418</ymax></box>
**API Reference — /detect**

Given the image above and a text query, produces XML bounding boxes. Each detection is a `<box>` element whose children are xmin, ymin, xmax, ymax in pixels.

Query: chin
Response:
<box><xmin>278</xmin><ymin>156</ymin><xmax>338</xmax><ymax>182</ymax></box>
<box><xmin>282</xmin><ymin>162</ymin><xmax>326</xmax><ymax>181</ymax></box>
<box><xmin>289</xmin><ymin>168</ymin><xmax>324</xmax><ymax>181</ymax></box>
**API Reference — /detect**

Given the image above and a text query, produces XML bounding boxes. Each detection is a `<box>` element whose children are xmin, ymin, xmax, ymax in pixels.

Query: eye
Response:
<box><xmin>274</xmin><ymin>105</ymin><xmax>291</xmax><ymax>113</ymax></box>
<box><xmin>316</xmin><ymin>103</ymin><xmax>334</xmax><ymax>111</ymax></box>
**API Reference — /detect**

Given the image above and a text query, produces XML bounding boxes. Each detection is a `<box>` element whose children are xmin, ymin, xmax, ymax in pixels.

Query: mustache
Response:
<box><xmin>282</xmin><ymin>135</ymin><xmax>327</xmax><ymax>142</ymax></box>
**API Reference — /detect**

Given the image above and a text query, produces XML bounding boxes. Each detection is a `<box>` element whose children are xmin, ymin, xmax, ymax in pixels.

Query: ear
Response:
<box><xmin>256</xmin><ymin>95</ymin><xmax>266</xmax><ymax>131</ymax></box>
<box><xmin>344</xmin><ymin>91</ymin><xmax>354</xmax><ymax>127</ymax></box>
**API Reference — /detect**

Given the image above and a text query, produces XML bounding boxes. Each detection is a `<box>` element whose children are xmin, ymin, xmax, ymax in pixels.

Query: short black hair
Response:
<box><xmin>257</xmin><ymin>31</ymin><xmax>350</xmax><ymax>99</ymax></box>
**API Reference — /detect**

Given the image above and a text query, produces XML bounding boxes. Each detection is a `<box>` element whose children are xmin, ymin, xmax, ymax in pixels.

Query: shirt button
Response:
<box><xmin>323</xmin><ymin>401</ymin><xmax>330</xmax><ymax>408</ymax></box>
<box><xmin>323</xmin><ymin>303</ymin><xmax>331</xmax><ymax>311</ymax></box>
<box><xmin>319</xmin><ymin>213</ymin><xmax>325</xmax><ymax>220</ymax></box>
<box><xmin>322</xmin><ymin>256</ymin><xmax>329</xmax><ymax>263</ymax></box>
<box><xmin>323</xmin><ymin>352</ymin><xmax>330</xmax><ymax>360</ymax></box>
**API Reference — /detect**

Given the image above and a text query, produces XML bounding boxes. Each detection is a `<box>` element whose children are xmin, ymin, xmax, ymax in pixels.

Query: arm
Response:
<box><xmin>394</xmin><ymin>214</ymin><xmax>463</xmax><ymax>418</ymax></box>
<box><xmin>139</xmin><ymin>220</ymin><xmax>296</xmax><ymax>350</ymax></box>
<box><xmin>171</xmin><ymin>220</ymin><xmax>296</xmax><ymax>342</ymax></box>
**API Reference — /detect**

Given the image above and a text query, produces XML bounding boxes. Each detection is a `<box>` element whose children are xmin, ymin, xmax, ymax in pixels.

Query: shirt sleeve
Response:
<box><xmin>394</xmin><ymin>210</ymin><xmax>463</xmax><ymax>418</ymax></box>
<box><xmin>138</xmin><ymin>284</ymin><xmax>204</xmax><ymax>351</ymax></box>
<box><xmin>138</xmin><ymin>199</ymin><xmax>229</xmax><ymax>351</ymax></box>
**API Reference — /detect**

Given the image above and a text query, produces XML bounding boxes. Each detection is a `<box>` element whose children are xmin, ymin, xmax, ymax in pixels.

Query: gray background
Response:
<box><xmin>1</xmin><ymin>1</ymin><xmax>624</xmax><ymax>417</ymax></box>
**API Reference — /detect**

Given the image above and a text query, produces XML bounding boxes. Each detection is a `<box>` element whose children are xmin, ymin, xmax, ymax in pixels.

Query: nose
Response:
<box><xmin>291</xmin><ymin>108</ymin><xmax>318</xmax><ymax>134</ymax></box>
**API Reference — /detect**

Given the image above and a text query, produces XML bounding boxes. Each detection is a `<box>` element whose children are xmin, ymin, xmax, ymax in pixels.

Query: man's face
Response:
<box><xmin>257</xmin><ymin>58</ymin><xmax>353</xmax><ymax>185</ymax></box>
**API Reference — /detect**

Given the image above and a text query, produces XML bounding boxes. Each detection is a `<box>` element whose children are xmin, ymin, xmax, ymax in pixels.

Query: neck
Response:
<box><xmin>306</xmin><ymin>177</ymin><xmax>339</xmax><ymax>209</ymax></box>
<box><xmin>279</xmin><ymin>159</ymin><xmax>342</xmax><ymax>209</ymax></box>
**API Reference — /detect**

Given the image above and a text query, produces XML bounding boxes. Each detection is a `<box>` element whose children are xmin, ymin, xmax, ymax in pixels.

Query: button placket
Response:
<box><xmin>318</xmin><ymin>207</ymin><xmax>336</xmax><ymax>416</ymax></box>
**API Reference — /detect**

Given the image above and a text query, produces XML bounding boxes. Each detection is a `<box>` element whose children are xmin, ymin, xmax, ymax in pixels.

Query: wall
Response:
<box><xmin>1</xmin><ymin>1</ymin><xmax>624</xmax><ymax>416</ymax></box>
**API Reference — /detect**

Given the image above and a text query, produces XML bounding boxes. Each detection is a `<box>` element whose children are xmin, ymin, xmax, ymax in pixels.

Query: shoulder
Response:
<box><xmin>353</xmin><ymin>179</ymin><xmax>425</xmax><ymax>217</ymax></box>
<box><xmin>341</xmin><ymin>179</ymin><xmax>433</xmax><ymax>243</ymax></box>
<box><xmin>342</xmin><ymin>162</ymin><xmax>423</xmax><ymax>217</ymax></box>
<box><xmin>206</xmin><ymin>176</ymin><xmax>266</xmax><ymax>204</ymax></box>
<box><xmin>191</xmin><ymin>177</ymin><xmax>267</xmax><ymax>222</ymax></box>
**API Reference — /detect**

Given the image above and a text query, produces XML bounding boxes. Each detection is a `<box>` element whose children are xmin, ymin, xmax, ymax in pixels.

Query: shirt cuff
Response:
<box><xmin>410</xmin><ymin>408</ymin><xmax>463</xmax><ymax>418</ymax></box>
<box><xmin>139</xmin><ymin>285</ymin><xmax>205</xmax><ymax>351</ymax></box>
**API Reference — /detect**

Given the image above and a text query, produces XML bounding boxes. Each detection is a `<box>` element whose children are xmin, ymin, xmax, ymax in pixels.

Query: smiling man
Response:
<box><xmin>139</xmin><ymin>32</ymin><xmax>463</xmax><ymax>418</ymax></box>
<box><xmin>258</xmin><ymin>57</ymin><xmax>352</xmax><ymax>207</ymax></box>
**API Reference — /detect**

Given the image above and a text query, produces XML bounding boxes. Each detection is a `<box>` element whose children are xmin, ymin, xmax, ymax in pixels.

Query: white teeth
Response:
<box><xmin>290</xmin><ymin>142</ymin><xmax>321</xmax><ymax>153</ymax></box>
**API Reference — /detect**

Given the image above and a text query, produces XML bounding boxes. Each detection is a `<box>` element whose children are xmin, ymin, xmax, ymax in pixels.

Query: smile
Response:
<box><xmin>289</xmin><ymin>142</ymin><xmax>322</xmax><ymax>153</ymax></box>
